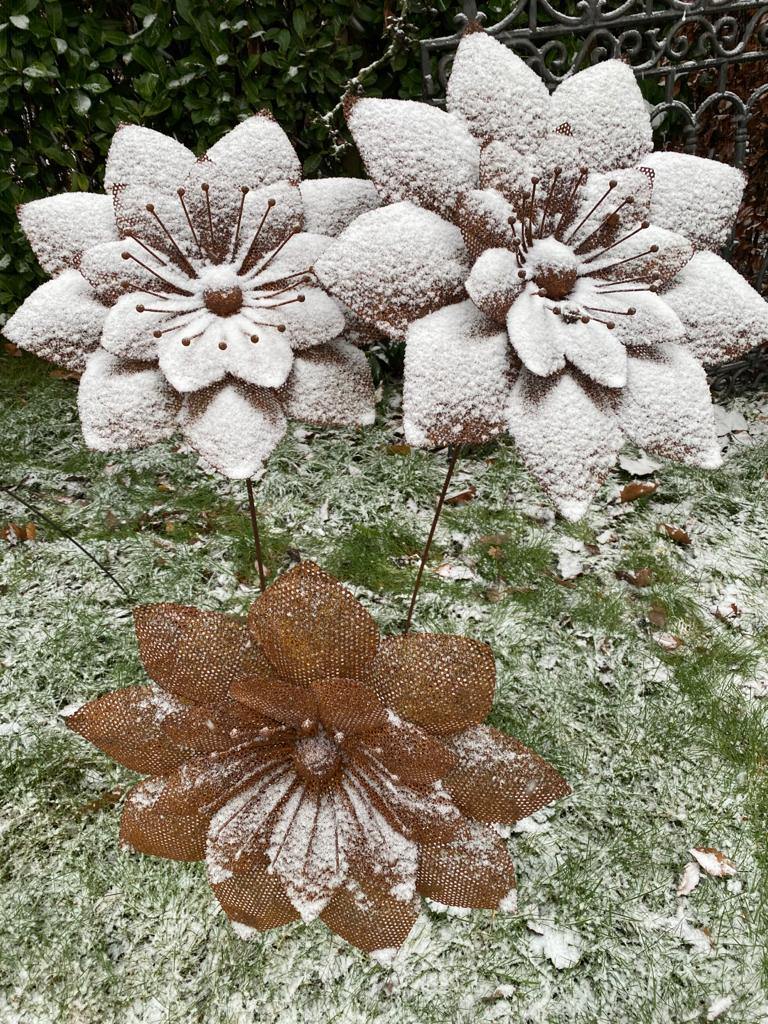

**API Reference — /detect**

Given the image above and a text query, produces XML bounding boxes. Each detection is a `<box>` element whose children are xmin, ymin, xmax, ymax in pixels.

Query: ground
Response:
<box><xmin>1</xmin><ymin>347</ymin><xmax>767</xmax><ymax>1024</ymax></box>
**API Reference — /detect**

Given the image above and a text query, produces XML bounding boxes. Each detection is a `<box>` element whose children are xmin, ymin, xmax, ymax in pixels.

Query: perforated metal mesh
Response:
<box><xmin>367</xmin><ymin>633</ymin><xmax>496</xmax><ymax>735</ymax></box>
<box><xmin>444</xmin><ymin>724</ymin><xmax>571</xmax><ymax>824</ymax></box>
<box><xmin>67</xmin><ymin>562</ymin><xmax>570</xmax><ymax>954</ymax></box>
<box><xmin>417</xmin><ymin>820</ymin><xmax>516</xmax><ymax>909</ymax></box>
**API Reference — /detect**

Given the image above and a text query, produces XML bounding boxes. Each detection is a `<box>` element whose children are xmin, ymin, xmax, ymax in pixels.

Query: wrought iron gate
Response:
<box><xmin>419</xmin><ymin>1</ymin><xmax>768</xmax><ymax>397</ymax></box>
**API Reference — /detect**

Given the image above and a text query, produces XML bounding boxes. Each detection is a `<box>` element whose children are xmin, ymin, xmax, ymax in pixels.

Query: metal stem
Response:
<box><xmin>404</xmin><ymin>446</ymin><xmax>461</xmax><ymax>633</ymax></box>
<box><xmin>245</xmin><ymin>479</ymin><xmax>267</xmax><ymax>592</ymax></box>
<box><xmin>0</xmin><ymin>484</ymin><xmax>131</xmax><ymax>600</ymax></box>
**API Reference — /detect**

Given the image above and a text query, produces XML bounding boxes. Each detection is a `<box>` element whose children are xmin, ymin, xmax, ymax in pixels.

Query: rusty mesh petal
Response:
<box><xmin>119</xmin><ymin>777</ymin><xmax>210</xmax><ymax>861</ymax></box>
<box><xmin>417</xmin><ymin>820</ymin><xmax>516</xmax><ymax>909</ymax></box>
<box><xmin>230</xmin><ymin>676</ymin><xmax>318</xmax><ymax>728</ymax></box>
<box><xmin>311</xmin><ymin>678</ymin><xmax>388</xmax><ymax>736</ymax></box>
<box><xmin>367</xmin><ymin>634</ymin><xmax>495</xmax><ymax>736</ymax></box>
<box><xmin>247</xmin><ymin>562</ymin><xmax>379</xmax><ymax>686</ymax></box>
<box><xmin>209</xmin><ymin>854</ymin><xmax>299</xmax><ymax>930</ymax></box>
<box><xmin>346</xmin><ymin>719</ymin><xmax>458</xmax><ymax>789</ymax></box>
<box><xmin>321</xmin><ymin>883</ymin><xmax>420</xmax><ymax>954</ymax></box>
<box><xmin>160</xmin><ymin>701</ymin><xmax>273</xmax><ymax>753</ymax></box>
<box><xmin>443</xmin><ymin>725</ymin><xmax>571</xmax><ymax>824</ymax></box>
<box><xmin>66</xmin><ymin>685</ymin><xmax>189</xmax><ymax>775</ymax></box>
<box><xmin>134</xmin><ymin>604</ymin><xmax>259</xmax><ymax>704</ymax></box>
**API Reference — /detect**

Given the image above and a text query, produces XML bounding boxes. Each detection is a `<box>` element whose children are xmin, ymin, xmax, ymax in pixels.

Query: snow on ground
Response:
<box><xmin>1</xmin><ymin>350</ymin><xmax>767</xmax><ymax>1023</ymax></box>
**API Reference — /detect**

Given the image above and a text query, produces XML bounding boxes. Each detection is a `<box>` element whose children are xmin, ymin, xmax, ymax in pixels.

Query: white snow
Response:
<box><xmin>279</xmin><ymin>340</ymin><xmax>375</xmax><ymax>428</ymax></box>
<box><xmin>465</xmin><ymin>246</ymin><xmax>523</xmax><ymax>322</ymax></box>
<box><xmin>299</xmin><ymin>178</ymin><xmax>381</xmax><ymax>237</ymax></box>
<box><xmin>105</xmin><ymin>123</ymin><xmax>196</xmax><ymax>193</ymax></box>
<box><xmin>204</xmin><ymin>114</ymin><xmax>301</xmax><ymax>189</ymax></box>
<box><xmin>17</xmin><ymin>192</ymin><xmax>118</xmax><ymax>276</ymax></box>
<box><xmin>346</xmin><ymin>97</ymin><xmax>479</xmax><ymax>218</ymax></box>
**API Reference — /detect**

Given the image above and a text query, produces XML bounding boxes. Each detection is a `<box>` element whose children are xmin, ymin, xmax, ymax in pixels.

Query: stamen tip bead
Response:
<box><xmin>530</xmin><ymin>175</ymin><xmax>540</xmax><ymax>184</ymax></box>
<box><xmin>135</xmin><ymin>304</ymin><xmax>145</xmax><ymax>312</ymax></box>
<box><xmin>607</xmin><ymin>321</ymin><xmax>616</xmax><ymax>329</ymax></box>
<box><xmin>277</xmin><ymin>324</ymin><xmax>286</xmax><ymax>332</ymax></box>
<box><xmin>609</xmin><ymin>180</ymin><xmax>617</xmax><ymax>188</ymax></box>
<box><xmin>145</xmin><ymin>203</ymin><xmax>155</xmax><ymax>212</ymax></box>
<box><xmin>181</xmin><ymin>338</ymin><xmax>191</xmax><ymax>347</ymax></box>
<box><xmin>297</xmin><ymin>294</ymin><xmax>306</xmax><ymax>302</ymax></box>
<box><xmin>250</xmin><ymin>335</ymin><xmax>259</xmax><ymax>343</ymax></box>
<box><xmin>552</xmin><ymin>306</ymin><xmax>561</xmax><ymax>315</ymax></box>
<box><xmin>641</xmin><ymin>220</ymin><xmax>650</xmax><ymax>228</ymax></box>
<box><xmin>267</xmin><ymin>198</ymin><xmax>277</xmax><ymax>208</ymax></box>
<box><xmin>177</xmin><ymin>187</ymin><xmax>185</xmax><ymax>197</ymax></box>
<box><xmin>121</xmin><ymin>251</ymin><xmax>130</xmax><ymax>259</ymax></box>
<box><xmin>627</xmin><ymin>307</ymin><xmax>636</xmax><ymax>315</ymax></box>
<box><xmin>152</xmin><ymin>329</ymin><xmax>162</xmax><ymax>338</ymax></box>
<box><xmin>218</xmin><ymin>341</ymin><xmax>227</xmax><ymax>350</ymax></box>
<box><xmin>241</xmin><ymin>186</ymin><xmax>249</xmax><ymax>194</ymax></box>
<box><xmin>201</xmin><ymin>182</ymin><xmax>210</xmax><ymax>191</ymax></box>
<box><xmin>517</xmin><ymin>270</ymin><xmax>527</xmax><ymax>279</ymax></box>
<box><xmin>650</xmin><ymin>244</ymin><xmax>659</xmax><ymax>252</ymax></box>
<box><xmin>580</xmin><ymin>315</ymin><xmax>590</xmax><ymax>323</ymax></box>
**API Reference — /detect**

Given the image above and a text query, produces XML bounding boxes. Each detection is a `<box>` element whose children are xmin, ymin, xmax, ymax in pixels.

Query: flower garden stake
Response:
<box><xmin>67</xmin><ymin>561</ymin><xmax>570</xmax><ymax>958</ymax></box>
<box><xmin>5</xmin><ymin>114</ymin><xmax>380</xmax><ymax>584</ymax></box>
<box><xmin>316</xmin><ymin>26</ymin><xmax>768</xmax><ymax>536</ymax></box>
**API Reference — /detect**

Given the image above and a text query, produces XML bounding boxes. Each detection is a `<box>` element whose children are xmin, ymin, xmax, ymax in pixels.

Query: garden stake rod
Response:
<box><xmin>404</xmin><ymin>445</ymin><xmax>461</xmax><ymax>633</ymax></box>
<box><xmin>0</xmin><ymin>484</ymin><xmax>132</xmax><ymax>601</ymax></box>
<box><xmin>245</xmin><ymin>479</ymin><xmax>267</xmax><ymax>593</ymax></box>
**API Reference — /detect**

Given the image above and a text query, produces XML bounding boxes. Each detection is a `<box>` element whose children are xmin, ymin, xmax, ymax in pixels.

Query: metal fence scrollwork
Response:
<box><xmin>420</xmin><ymin>1</ymin><xmax>768</xmax><ymax>398</ymax></box>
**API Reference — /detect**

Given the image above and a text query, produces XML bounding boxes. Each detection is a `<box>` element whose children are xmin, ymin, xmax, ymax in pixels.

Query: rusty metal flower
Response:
<box><xmin>315</xmin><ymin>26</ymin><xmax>768</xmax><ymax>519</ymax></box>
<box><xmin>66</xmin><ymin>562</ymin><xmax>569</xmax><ymax>957</ymax></box>
<box><xmin>5</xmin><ymin>116</ymin><xmax>380</xmax><ymax>479</ymax></box>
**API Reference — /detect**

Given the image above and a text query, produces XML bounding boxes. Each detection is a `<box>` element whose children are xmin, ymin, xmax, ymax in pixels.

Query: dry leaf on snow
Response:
<box><xmin>690</xmin><ymin>847</ymin><xmax>737</xmax><ymax>878</ymax></box>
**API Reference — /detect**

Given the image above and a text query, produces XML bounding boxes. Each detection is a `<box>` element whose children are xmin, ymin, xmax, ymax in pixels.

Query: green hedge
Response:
<box><xmin>0</xmin><ymin>0</ymin><xmax>462</xmax><ymax>319</ymax></box>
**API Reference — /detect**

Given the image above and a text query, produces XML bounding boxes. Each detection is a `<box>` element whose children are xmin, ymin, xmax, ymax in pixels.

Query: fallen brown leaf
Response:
<box><xmin>616</xmin><ymin>567</ymin><xmax>654</xmax><ymax>587</ymax></box>
<box><xmin>385</xmin><ymin>443</ymin><xmax>411</xmax><ymax>456</ymax></box>
<box><xmin>648</xmin><ymin>602</ymin><xmax>668</xmax><ymax>628</ymax></box>
<box><xmin>620</xmin><ymin>480</ymin><xmax>657</xmax><ymax>503</ymax></box>
<box><xmin>445</xmin><ymin>484</ymin><xmax>477</xmax><ymax>506</ymax></box>
<box><xmin>50</xmin><ymin>368</ymin><xmax>81</xmax><ymax>381</ymax></box>
<box><xmin>690</xmin><ymin>847</ymin><xmax>737</xmax><ymax>878</ymax></box>
<box><xmin>659</xmin><ymin>523</ymin><xmax>691</xmax><ymax>546</ymax></box>
<box><xmin>3</xmin><ymin>342</ymin><xmax>21</xmax><ymax>357</ymax></box>
<box><xmin>1</xmin><ymin>522</ymin><xmax>37</xmax><ymax>543</ymax></box>
<box><xmin>677</xmin><ymin>861</ymin><xmax>701</xmax><ymax>896</ymax></box>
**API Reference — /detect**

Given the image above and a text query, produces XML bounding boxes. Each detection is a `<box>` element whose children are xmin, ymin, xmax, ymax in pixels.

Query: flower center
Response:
<box><xmin>204</xmin><ymin>285</ymin><xmax>243</xmax><ymax>316</ymax></box>
<box><xmin>528</xmin><ymin>238</ymin><xmax>579</xmax><ymax>301</ymax></box>
<box><xmin>293</xmin><ymin>729</ymin><xmax>341</xmax><ymax>784</ymax></box>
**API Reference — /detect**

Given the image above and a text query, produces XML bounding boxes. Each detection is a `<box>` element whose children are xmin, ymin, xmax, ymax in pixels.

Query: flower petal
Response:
<box><xmin>65</xmin><ymin>685</ymin><xmax>188</xmax><ymax>774</ymax></box>
<box><xmin>346</xmin><ymin>96</ymin><xmax>479</xmax><ymax>218</ymax></box>
<box><xmin>120</xmin><ymin>777</ymin><xmax>208</xmax><ymax>861</ymax></box>
<box><xmin>269</xmin><ymin>286</ymin><xmax>345</xmax><ymax>351</ymax></box>
<box><xmin>78</xmin><ymin>349</ymin><xmax>180</xmax><ymax>451</ymax></box>
<box><xmin>180</xmin><ymin>381</ymin><xmax>287</xmax><ymax>479</ymax></box>
<box><xmin>403</xmin><ymin>300</ymin><xmax>512</xmax><ymax>447</ymax></box>
<box><xmin>507</xmin><ymin>370</ymin><xmax>622</xmax><ymax>521</ymax></box>
<box><xmin>311</xmin><ymin>679</ymin><xmax>388</xmax><ymax>736</ymax></box>
<box><xmin>455</xmin><ymin>188</ymin><xmax>518</xmax><ymax>260</ymax></box>
<box><xmin>551</xmin><ymin>60</ymin><xmax>653</xmax><ymax>172</ymax></box>
<box><xmin>417</xmin><ymin>819</ymin><xmax>516</xmax><ymax>909</ymax></box>
<box><xmin>560</xmin><ymin>319</ymin><xmax>627</xmax><ymax>387</ymax></box>
<box><xmin>209</xmin><ymin>853</ymin><xmax>299</xmax><ymax>930</ymax></box>
<box><xmin>367</xmin><ymin>633</ymin><xmax>495</xmax><ymax>736</ymax></box>
<box><xmin>299</xmin><ymin>178</ymin><xmax>381</xmax><ymax>237</ymax></box>
<box><xmin>229</xmin><ymin>676</ymin><xmax>317</xmax><ymax>728</ymax></box>
<box><xmin>247</xmin><ymin>562</ymin><xmax>379</xmax><ymax>686</ymax></box>
<box><xmin>78</xmin><ymin>238</ymin><xmax>192</xmax><ymax>305</ymax></box>
<box><xmin>506</xmin><ymin>291</ymin><xmax>567</xmax><ymax>377</ymax></box>
<box><xmin>277</xmin><ymin>339</ymin><xmax>375</xmax><ymax>427</ymax></box>
<box><xmin>18</xmin><ymin>193</ymin><xmax>118</xmax><ymax>276</ymax></box>
<box><xmin>662</xmin><ymin>250</ymin><xmax>768</xmax><ymax>364</ymax></box>
<box><xmin>567</xmin><ymin>168</ymin><xmax>653</xmax><ymax>254</ymax></box>
<box><xmin>616</xmin><ymin>343</ymin><xmax>721</xmax><ymax>468</ymax></box>
<box><xmin>173</xmin><ymin>319</ymin><xmax>292</xmax><ymax>391</ymax></box>
<box><xmin>574</xmin><ymin>282</ymin><xmax>684</xmax><ymax>349</ymax></box>
<box><xmin>466</xmin><ymin>246</ymin><xmax>525</xmax><ymax>323</ymax></box>
<box><xmin>585</xmin><ymin>224</ymin><xmax>693</xmax><ymax>288</ymax></box>
<box><xmin>443</xmin><ymin>724</ymin><xmax>571</xmax><ymax>824</ymax></box>
<box><xmin>203</xmin><ymin>112</ymin><xmax>301</xmax><ymax>189</ymax></box>
<box><xmin>248</xmin><ymin>228</ymin><xmax>327</xmax><ymax>288</ymax></box>
<box><xmin>133</xmin><ymin>603</ymin><xmax>259</xmax><ymax>704</ymax></box>
<box><xmin>101</xmin><ymin>290</ymin><xmax>196</xmax><ymax>361</ymax></box>
<box><xmin>640</xmin><ymin>152</ymin><xmax>745</xmax><ymax>251</ymax></box>
<box><xmin>105</xmin><ymin>124</ymin><xmax>196</xmax><ymax>193</ymax></box>
<box><xmin>112</xmin><ymin>179</ymin><xmax>199</xmax><ymax>264</ymax></box>
<box><xmin>350</xmin><ymin>719</ymin><xmax>457</xmax><ymax>788</ymax></box>
<box><xmin>321</xmin><ymin>881</ymin><xmax>420</xmax><ymax>954</ymax></box>
<box><xmin>446</xmin><ymin>27</ymin><xmax>551</xmax><ymax>157</ymax></box>
<box><xmin>315</xmin><ymin>202</ymin><xmax>469</xmax><ymax>340</ymax></box>
<box><xmin>3</xmin><ymin>271</ymin><xmax>107</xmax><ymax>371</ymax></box>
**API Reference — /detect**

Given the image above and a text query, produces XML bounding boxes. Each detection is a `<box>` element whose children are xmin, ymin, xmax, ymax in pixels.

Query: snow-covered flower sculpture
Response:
<box><xmin>66</xmin><ymin>561</ymin><xmax>569</xmax><ymax>956</ymax></box>
<box><xmin>315</xmin><ymin>26</ymin><xmax>768</xmax><ymax>519</ymax></box>
<box><xmin>5</xmin><ymin>116</ymin><xmax>380</xmax><ymax>478</ymax></box>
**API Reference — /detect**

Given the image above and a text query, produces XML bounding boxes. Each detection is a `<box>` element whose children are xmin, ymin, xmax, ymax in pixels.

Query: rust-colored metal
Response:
<box><xmin>66</xmin><ymin>561</ymin><xmax>571</xmax><ymax>956</ymax></box>
<box><xmin>245</xmin><ymin>478</ymin><xmax>267</xmax><ymax>593</ymax></box>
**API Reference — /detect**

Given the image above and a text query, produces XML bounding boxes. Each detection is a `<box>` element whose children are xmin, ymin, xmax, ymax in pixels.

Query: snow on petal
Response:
<box><xmin>640</xmin><ymin>152</ymin><xmax>745</xmax><ymax>251</ymax></box>
<box><xmin>158</xmin><ymin>321</ymin><xmax>230</xmax><ymax>393</ymax></box>
<box><xmin>586</xmin><ymin>224</ymin><xmax>693</xmax><ymax>288</ymax></box>
<box><xmin>18</xmin><ymin>193</ymin><xmax>118</xmax><ymax>276</ymax></box>
<box><xmin>315</xmin><ymin>202</ymin><xmax>469</xmax><ymax>341</ymax></box>
<box><xmin>179</xmin><ymin>381</ymin><xmax>287</xmax><ymax>479</ymax></box>
<box><xmin>662</xmin><ymin>250</ymin><xmax>768</xmax><ymax>364</ymax></box>
<box><xmin>204</xmin><ymin>113</ymin><xmax>301</xmax><ymax>189</ymax></box>
<box><xmin>78</xmin><ymin>349</ymin><xmax>180</xmax><ymax>451</ymax></box>
<box><xmin>220</xmin><ymin>323</ymin><xmax>295</xmax><ymax>389</ymax></box>
<box><xmin>446</xmin><ymin>27</ymin><xmax>551</xmax><ymax>157</ymax></box>
<box><xmin>403</xmin><ymin>300</ymin><xmax>512</xmax><ymax>448</ymax></box>
<box><xmin>506</xmin><ymin>291</ymin><xmax>566</xmax><ymax>377</ymax></box>
<box><xmin>573</xmin><ymin>281</ymin><xmax>684</xmax><ymax>349</ymax></box>
<box><xmin>278</xmin><ymin>339</ymin><xmax>375</xmax><ymax>427</ymax></box>
<box><xmin>417</xmin><ymin>819</ymin><xmax>516</xmax><ymax>910</ymax></box>
<box><xmin>455</xmin><ymin>188</ymin><xmax>517</xmax><ymax>259</ymax></box>
<box><xmin>299</xmin><ymin>178</ymin><xmax>381</xmax><ymax>237</ymax></box>
<box><xmin>551</xmin><ymin>60</ymin><xmax>653</xmax><ymax>172</ymax></box>
<box><xmin>272</xmin><ymin>286</ymin><xmax>346</xmax><ymax>351</ymax></box>
<box><xmin>466</xmin><ymin>247</ymin><xmax>524</xmax><ymax>323</ymax></box>
<box><xmin>507</xmin><ymin>371</ymin><xmax>622</xmax><ymax>521</ymax></box>
<box><xmin>105</xmin><ymin>123</ymin><xmax>196</xmax><ymax>193</ymax></box>
<box><xmin>561</xmin><ymin>320</ymin><xmax>627</xmax><ymax>387</ymax></box>
<box><xmin>3</xmin><ymin>270</ymin><xmax>107</xmax><ymax>371</ymax></box>
<box><xmin>616</xmin><ymin>343</ymin><xmax>721</xmax><ymax>468</ymax></box>
<box><xmin>78</xmin><ymin>238</ymin><xmax>191</xmax><ymax>305</ymax></box>
<box><xmin>249</xmin><ymin>229</ymin><xmax>329</xmax><ymax>288</ymax></box>
<box><xmin>346</xmin><ymin>96</ymin><xmax>479</xmax><ymax>218</ymax></box>
<box><xmin>101</xmin><ymin>290</ymin><xmax>192</xmax><ymax>361</ymax></box>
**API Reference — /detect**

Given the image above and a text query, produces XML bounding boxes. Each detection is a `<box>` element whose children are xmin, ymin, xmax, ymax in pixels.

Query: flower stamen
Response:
<box><xmin>120</xmin><ymin>251</ymin><xmax>194</xmax><ymax>295</ymax></box>
<box><xmin>238</xmin><ymin>197</ymin><xmax>277</xmax><ymax>275</ymax></box>
<box><xmin>145</xmin><ymin>203</ymin><xmax>197</xmax><ymax>278</ymax></box>
<box><xmin>565</xmin><ymin>179</ymin><xmax>617</xmax><ymax>244</ymax></box>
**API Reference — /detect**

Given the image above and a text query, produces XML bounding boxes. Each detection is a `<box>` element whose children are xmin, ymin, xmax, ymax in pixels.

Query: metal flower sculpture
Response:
<box><xmin>66</xmin><ymin>562</ymin><xmax>569</xmax><ymax>957</ymax></box>
<box><xmin>5</xmin><ymin>115</ymin><xmax>379</xmax><ymax>479</ymax></box>
<box><xmin>315</xmin><ymin>26</ymin><xmax>768</xmax><ymax>520</ymax></box>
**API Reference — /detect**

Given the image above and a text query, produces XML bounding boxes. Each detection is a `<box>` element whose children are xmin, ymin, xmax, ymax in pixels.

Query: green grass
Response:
<box><xmin>1</xmin><ymin>347</ymin><xmax>768</xmax><ymax>1023</ymax></box>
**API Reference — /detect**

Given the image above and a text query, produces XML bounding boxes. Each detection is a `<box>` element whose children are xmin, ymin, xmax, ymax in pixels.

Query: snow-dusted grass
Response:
<box><xmin>1</xmin><ymin>348</ymin><xmax>767</xmax><ymax>1023</ymax></box>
